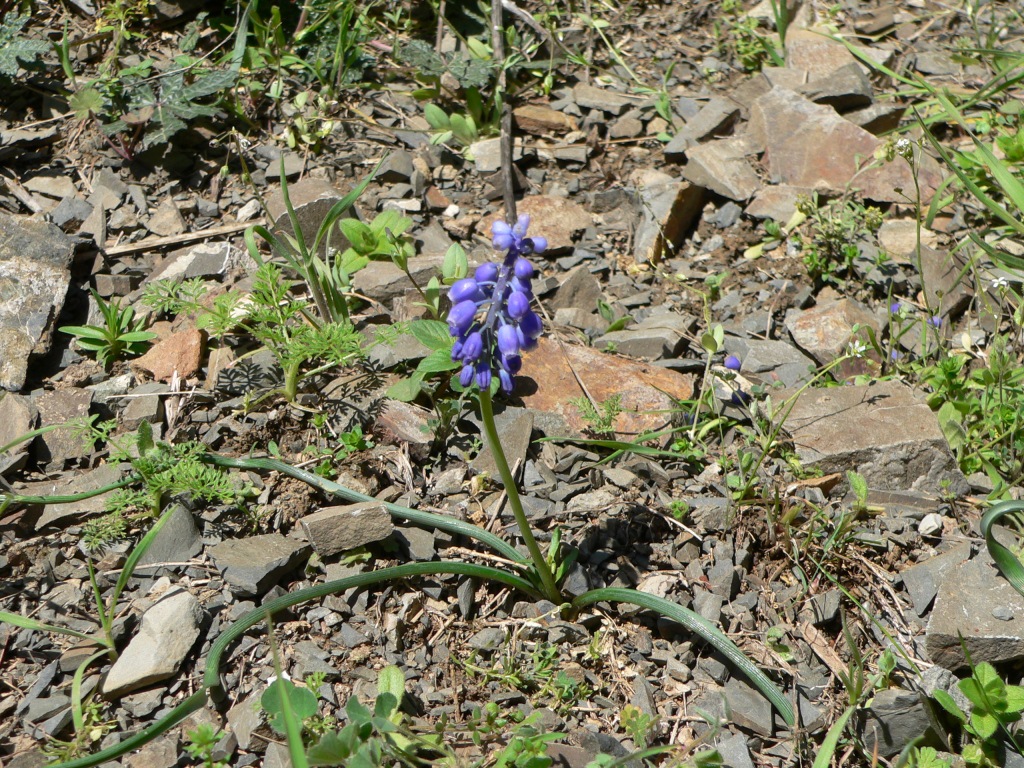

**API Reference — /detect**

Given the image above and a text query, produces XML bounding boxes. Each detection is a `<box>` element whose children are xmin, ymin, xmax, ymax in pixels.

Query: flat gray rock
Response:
<box><xmin>102</xmin><ymin>587</ymin><xmax>205</xmax><ymax>697</ymax></box>
<box><xmin>926</xmin><ymin>554</ymin><xmax>1024</xmax><ymax>669</ymax></box>
<box><xmin>0</xmin><ymin>213</ymin><xmax>75</xmax><ymax>391</ymax></box>
<box><xmin>210</xmin><ymin>534</ymin><xmax>311</xmax><ymax>597</ymax></box>
<box><xmin>855</xmin><ymin>688</ymin><xmax>941</xmax><ymax>757</ymax></box>
<box><xmin>899</xmin><ymin>542</ymin><xmax>973</xmax><ymax>616</ymax></box>
<box><xmin>781</xmin><ymin>379</ymin><xmax>968</xmax><ymax>494</ymax></box>
<box><xmin>724</xmin><ymin>677</ymin><xmax>774</xmax><ymax>736</ymax></box>
<box><xmin>681</xmin><ymin>137</ymin><xmax>761</xmax><ymax>201</ymax></box>
<box><xmin>716</xmin><ymin>733</ymin><xmax>755</xmax><ymax>768</ymax></box>
<box><xmin>596</xmin><ymin>310</ymin><xmax>694</xmax><ymax>360</ymax></box>
<box><xmin>631</xmin><ymin>169</ymin><xmax>703</xmax><ymax>264</ymax></box>
<box><xmin>136</xmin><ymin>504</ymin><xmax>203</xmax><ymax>574</ymax></box>
<box><xmin>265</xmin><ymin>177</ymin><xmax>355</xmax><ymax>256</ymax></box>
<box><xmin>35</xmin><ymin>388</ymin><xmax>93</xmax><ymax>468</ymax></box>
<box><xmin>300</xmin><ymin>503</ymin><xmax>394</xmax><ymax>557</ymax></box>
<box><xmin>785</xmin><ymin>297</ymin><xmax>878</xmax><ymax>365</ymax></box>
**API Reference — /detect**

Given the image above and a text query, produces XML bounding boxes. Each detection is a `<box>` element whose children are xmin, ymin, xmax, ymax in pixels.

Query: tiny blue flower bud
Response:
<box><xmin>889</xmin><ymin>302</ymin><xmax>901</xmax><ymax>314</ymax></box>
<box><xmin>492</xmin><ymin>221</ymin><xmax>514</xmax><ymax>251</ymax></box>
<box><xmin>450</xmin><ymin>277</ymin><xmax>481</xmax><ymax>303</ymax></box>
<box><xmin>928</xmin><ymin>315</ymin><xmax>942</xmax><ymax>328</ymax></box>
<box><xmin>448</xmin><ymin>300</ymin><xmax>477</xmax><ymax>335</ymax></box>
<box><xmin>475</xmin><ymin>364</ymin><xmax>492</xmax><ymax>390</ymax></box>
<box><xmin>475</xmin><ymin>262</ymin><xmax>499</xmax><ymax>283</ymax></box>
<box><xmin>461</xmin><ymin>331</ymin><xmax>484</xmax><ymax>362</ymax></box>
<box><xmin>460</xmin><ymin>365</ymin><xmax>475</xmax><ymax>387</ymax></box>
<box><xmin>499</xmin><ymin>369</ymin><xmax>514</xmax><ymax>392</ymax></box>
<box><xmin>507</xmin><ymin>291</ymin><xmax>530</xmax><ymax>319</ymax></box>
<box><xmin>514</xmin><ymin>258</ymin><xmax>534</xmax><ymax>279</ymax></box>
<box><xmin>497</xmin><ymin>324</ymin><xmax>520</xmax><ymax>356</ymax></box>
<box><xmin>513</xmin><ymin>213</ymin><xmax>531</xmax><ymax>236</ymax></box>
<box><xmin>530</xmin><ymin>236</ymin><xmax>547</xmax><ymax>253</ymax></box>
<box><xmin>503</xmin><ymin>354</ymin><xmax>522</xmax><ymax>374</ymax></box>
<box><xmin>519</xmin><ymin>311</ymin><xmax>543</xmax><ymax>340</ymax></box>
<box><xmin>724</xmin><ymin>355</ymin><xmax>741</xmax><ymax>371</ymax></box>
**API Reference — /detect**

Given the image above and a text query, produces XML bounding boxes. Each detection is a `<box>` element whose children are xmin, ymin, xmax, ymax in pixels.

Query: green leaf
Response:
<box><xmin>69</xmin><ymin>88</ymin><xmax>104</xmax><ymax>119</ymax></box>
<box><xmin>846</xmin><ymin>470</ymin><xmax>868</xmax><ymax>505</ymax></box>
<box><xmin>118</xmin><ymin>331</ymin><xmax>158</xmax><ymax>343</ymax></box>
<box><xmin>377</xmin><ymin>665</ymin><xmax>405</xmax><ymax>712</ymax></box>
<box><xmin>424</xmin><ymin>103</ymin><xmax>450</xmax><ymax>130</ymax></box>
<box><xmin>262</xmin><ymin>678</ymin><xmax>319</xmax><ymax>734</ymax></box>
<box><xmin>812</xmin><ymin>708</ymin><xmax>854</xmax><ymax>768</ymax></box>
<box><xmin>416</xmin><ymin>349</ymin><xmax>460</xmax><ymax>374</ymax></box>
<box><xmin>969</xmin><ymin>709</ymin><xmax>999</xmax><ymax>741</ymax></box>
<box><xmin>385</xmin><ymin>376</ymin><xmax>423</xmax><ymax>402</ymax></box>
<box><xmin>0</xmin><ymin>15</ymin><xmax>49</xmax><ymax>77</ymax></box>
<box><xmin>345</xmin><ymin>695</ymin><xmax>373</xmax><ymax>726</ymax></box>
<box><xmin>442</xmin><ymin>243</ymin><xmax>468</xmax><ymax>281</ymax></box>
<box><xmin>0</xmin><ymin>610</ymin><xmax>100</xmax><ymax>643</ymax></box>
<box><xmin>932</xmin><ymin>689</ymin><xmax>967</xmax><ymax>722</ymax></box>
<box><xmin>1004</xmin><ymin>684</ymin><xmax>1024</xmax><ymax>714</ymax></box>
<box><xmin>306</xmin><ymin>729</ymin><xmax>355</xmax><ymax>765</ymax></box>
<box><xmin>339</xmin><ymin>219</ymin><xmax>376</xmax><ymax>254</ymax></box>
<box><xmin>409</xmin><ymin>319</ymin><xmax>453</xmax><ymax>350</ymax></box>
<box><xmin>449</xmin><ymin>112</ymin><xmax>478</xmax><ymax>145</ymax></box>
<box><xmin>60</xmin><ymin>325</ymin><xmax>112</xmax><ymax>341</ymax></box>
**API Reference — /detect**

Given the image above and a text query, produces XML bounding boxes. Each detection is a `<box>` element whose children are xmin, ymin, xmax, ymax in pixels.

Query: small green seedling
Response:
<box><xmin>60</xmin><ymin>288</ymin><xmax>157</xmax><ymax>368</ymax></box>
<box><xmin>933</xmin><ymin>661</ymin><xmax>1024</xmax><ymax>765</ymax></box>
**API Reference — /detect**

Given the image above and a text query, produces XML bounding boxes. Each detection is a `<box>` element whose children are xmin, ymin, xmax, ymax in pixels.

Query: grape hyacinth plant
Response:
<box><xmin>447</xmin><ymin>214</ymin><xmax>562</xmax><ymax>602</ymax></box>
<box><xmin>11</xmin><ymin>213</ymin><xmax>798</xmax><ymax>768</ymax></box>
<box><xmin>447</xmin><ymin>214</ymin><xmax>546</xmax><ymax>393</ymax></box>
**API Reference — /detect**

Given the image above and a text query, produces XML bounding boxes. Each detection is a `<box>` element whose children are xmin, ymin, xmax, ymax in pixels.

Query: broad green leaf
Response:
<box><xmin>1005</xmin><ymin>684</ymin><xmax>1024</xmax><ymax>714</ymax></box>
<box><xmin>262</xmin><ymin>678</ymin><xmax>319</xmax><ymax>734</ymax></box>
<box><xmin>416</xmin><ymin>349</ymin><xmax>460</xmax><ymax>374</ymax></box>
<box><xmin>60</xmin><ymin>326</ymin><xmax>111</xmax><ymax>340</ymax></box>
<box><xmin>118</xmin><ymin>331</ymin><xmax>158</xmax><ymax>343</ymax></box>
<box><xmin>69</xmin><ymin>88</ymin><xmax>104</xmax><ymax>119</ymax></box>
<box><xmin>409</xmin><ymin>319</ymin><xmax>453</xmax><ymax>350</ymax></box>
<box><xmin>305</xmin><ymin>731</ymin><xmax>353</xmax><ymax>765</ymax></box>
<box><xmin>449</xmin><ymin>113</ymin><xmax>476</xmax><ymax>145</ymax></box>
<box><xmin>345</xmin><ymin>695</ymin><xmax>373</xmax><ymax>726</ymax></box>
<box><xmin>385</xmin><ymin>375</ymin><xmax>423</xmax><ymax>402</ymax></box>
<box><xmin>338</xmin><ymin>219</ymin><xmax>376</xmax><ymax>254</ymax></box>
<box><xmin>932</xmin><ymin>689</ymin><xmax>966</xmax><ymax>722</ymax></box>
<box><xmin>969</xmin><ymin>709</ymin><xmax>999</xmax><ymax>741</ymax></box>
<box><xmin>424</xmin><ymin>103</ymin><xmax>450</xmax><ymax>130</ymax></box>
<box><xmin>442</xmin><ymin>243</ymin><xmax>469</xmax><ymax>281</ymax></box>
<box><xmin>377</xmin><ymin>665</ymin><xmax>405</xmax><ymax>710</ymax></box>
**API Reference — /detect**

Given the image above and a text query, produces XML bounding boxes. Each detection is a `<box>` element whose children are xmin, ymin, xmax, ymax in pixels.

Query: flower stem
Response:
<box><xmin>477</xmin><ymin>388</ymin><xmax>562</xmax><ymax>604</ymax></box>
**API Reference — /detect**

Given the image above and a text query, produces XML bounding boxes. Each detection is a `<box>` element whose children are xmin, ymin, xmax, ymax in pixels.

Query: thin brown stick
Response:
<box><xmin>101</xmin><ymin>220</ymin><xmax>265</xmax><ymax>256</ymax></box>
<box><xmin>492</xmin><ymin>0</ymin><xmax>517</xmax><ymax>223</ymax></box>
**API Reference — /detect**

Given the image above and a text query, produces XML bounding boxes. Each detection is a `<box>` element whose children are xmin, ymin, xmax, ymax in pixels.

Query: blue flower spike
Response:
<box><xmin>447</xmin><ymin>213</ymin><xmax>546</xmax><ymax>393</ymax></box>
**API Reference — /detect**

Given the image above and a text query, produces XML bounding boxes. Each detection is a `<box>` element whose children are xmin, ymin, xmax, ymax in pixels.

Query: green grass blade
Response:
<box><xmin>106</xmin><ymin>503</ymin><xmax>181</xmax><ymax>629</ymax></box>
<box><xmin>811</xmin><ymin>707</ymin><xmax>854</xmax><ymax>768</ymax></box>
<box><xmin>70</xmin><ymin>649</ymin><xmax>110</xmax><ymax>734</ymax></box>
<box><xmin>0</xmin><ymin>610</ymin><xmax>99</xmax><ymax>643</ymax></box>
<box><xmin>572</xmin><ymin>587</ymin><xmax>795</xmax><ymax>726</ymax></box>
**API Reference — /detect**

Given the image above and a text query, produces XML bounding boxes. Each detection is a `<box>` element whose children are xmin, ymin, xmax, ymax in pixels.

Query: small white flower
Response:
<box><xmin>847</xmin><ymin>340</ymin><xmax>868</xmax><ymax>358</ymax></box>
<box><xmin>992</xmin><ymin>276</ymin><xmax>1010</xmax><ymax>289</ymax></box>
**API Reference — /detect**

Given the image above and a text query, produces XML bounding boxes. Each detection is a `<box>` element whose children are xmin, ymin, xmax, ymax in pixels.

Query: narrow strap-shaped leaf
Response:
<box><xmin>202</xmin><ymin>453</ymin><xmax>527</xmax><ymax>564</ymax></box>
<box><xmin>981</xmin><ymin>500</ymin><xmax>1024</xmax><ymax>599</ymax></box>
<box><xmin>572</xmin><ymin>587</ymin><xmax>795</xmax><ymax>727</ymax></box>
<box><xmin>53</xmin><ymin>562</ymin><xmax>537</xmax><ymax>768</ymax></box>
